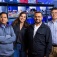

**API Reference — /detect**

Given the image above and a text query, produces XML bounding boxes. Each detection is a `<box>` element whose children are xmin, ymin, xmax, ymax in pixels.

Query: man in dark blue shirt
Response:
<box><xmin>26</xmin><ymin>11</ymin><xmax>52</xmax><ymax>57</ymax></box>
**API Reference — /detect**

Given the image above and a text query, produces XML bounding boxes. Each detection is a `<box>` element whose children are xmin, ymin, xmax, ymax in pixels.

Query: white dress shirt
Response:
<box><xmin>33</xmin><ymin>23</ymin><xmax>42</xmax><ymax>38</ymax></box>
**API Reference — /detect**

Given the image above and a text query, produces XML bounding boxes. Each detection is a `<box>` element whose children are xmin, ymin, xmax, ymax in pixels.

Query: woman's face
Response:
<box><xmin>19</xmin><ymin>14</ymin><xmax>26</xmax><ymax>23</ymax></box>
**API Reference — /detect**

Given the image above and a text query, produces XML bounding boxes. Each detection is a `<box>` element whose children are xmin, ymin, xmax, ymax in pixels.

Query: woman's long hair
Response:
<box><xmin>12</xmin><ymin>11</ymin><xmax>29</xmax><ymax>28</ymax></box>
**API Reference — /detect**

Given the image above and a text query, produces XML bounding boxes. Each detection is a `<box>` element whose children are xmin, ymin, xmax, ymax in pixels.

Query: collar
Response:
<box><xmin>51</xmin><ymin>20</ymin><xmax>57</xmax><ymax>23</ymax></box>
<box><xmin>31</xmin><ymin>22</ymin><xmax>45</xmax><ymax>29</ymax></box>
<box><xmin>0</xmin><ymin>23</ymin><xmax>9</xmax><ymax>28</ymax></box>
<box><xmin>34</xmin><ymin>23</ymin><xmax>42</xmax><ymax>29</ymax></box>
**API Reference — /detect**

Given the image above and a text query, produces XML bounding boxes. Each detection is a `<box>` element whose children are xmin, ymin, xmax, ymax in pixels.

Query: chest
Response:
<box><xmin>14</xmin><ymin>26</ymin><xmax>26</xmax><ymax>35</ymax></box>
<box><xmin>49</xmin><ymin>23</ymin><xmax>57</xmax><ymax>32</ymax></box>
<box><xmin>0</xmin><ymin>27</ymin><xmax>11</xmax><ymax>36</ymax></box>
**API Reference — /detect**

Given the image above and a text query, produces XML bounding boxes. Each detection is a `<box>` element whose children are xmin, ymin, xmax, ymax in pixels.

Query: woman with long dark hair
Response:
<box><xmin>12</xmin><ymin>11</ymin><xmax>29</xmax><ymax>57</ymax></box>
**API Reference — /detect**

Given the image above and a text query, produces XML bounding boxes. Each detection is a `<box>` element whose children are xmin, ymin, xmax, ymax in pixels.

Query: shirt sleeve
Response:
<box><xmin>0</xmin><ymin>26</ymin><xmax>16</xmax><ymax>44</ymax></box>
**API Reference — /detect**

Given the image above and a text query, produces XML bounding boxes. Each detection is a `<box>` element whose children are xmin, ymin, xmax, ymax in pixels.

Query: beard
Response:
<box><xmin>35</xmin><ymin>21</ymin><xmax>42</xmax><ymax>24</ymax></box>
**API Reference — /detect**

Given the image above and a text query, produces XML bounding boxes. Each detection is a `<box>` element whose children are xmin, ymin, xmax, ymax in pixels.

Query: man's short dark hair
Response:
<box><xmin>34</xmin><ymin>11</ymin><xmax>43</xmax><ymax>16</ymax></box>
<box><xmin>51</xmin><ymin>7</ymin><xmax>57</xmax><ymax>12</ymax></box>
<box><xmin>30</xmin><ymin>9</ymin><xmax>37</xmax><ymax>12</ymax></box>
<box><xmin>0</xmin><ymin>12</ymin><xmax>8</xmax><ymax>18</ymax></box>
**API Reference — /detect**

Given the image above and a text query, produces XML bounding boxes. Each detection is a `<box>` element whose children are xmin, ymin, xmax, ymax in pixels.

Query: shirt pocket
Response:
<box><xmin>35</xmin><ymin>31</ymin><xmax>46</xmax><ymax>42</ymax></box>
<box><xmin>36</xmin><ymin>30</ymin><xmax>45</xmax><ymax>37</ymax></box>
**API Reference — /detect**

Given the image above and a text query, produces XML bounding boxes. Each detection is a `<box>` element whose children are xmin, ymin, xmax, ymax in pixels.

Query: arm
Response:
<box><xmin>0</xmin><ymin>36</ymin><xmax>7</xmax><ymax>42</ymax></box>
<box><xmin>1</xmin><ymin>26</ymin><xmax>16</xmax><ymax>44</ymax></box>
<box><xmin>45</xmin><ymin>27</ymin><xmax>52</xmax><ymax>57</ymax></box>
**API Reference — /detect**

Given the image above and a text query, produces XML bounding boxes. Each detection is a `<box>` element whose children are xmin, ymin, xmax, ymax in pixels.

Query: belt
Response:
<box><xmin>53</xmin><ymin>45</ymin><xmax>57</xmax><ymax>47</ymax></box>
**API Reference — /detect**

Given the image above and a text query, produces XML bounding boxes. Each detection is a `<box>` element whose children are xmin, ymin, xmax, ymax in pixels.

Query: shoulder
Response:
<box><xmin>42</xmin><ymin>23</ymin><xmax>51</xmax><ymax>31</ymax></box>
<box><xmin>12</xmin><ymin>23</ymin><xmax>18</xmax><ymax>29</ymax></box>
<box><xmin>47</xmin><ymin>21</ymin><xmax>52</xmax><ymax>25</ymax></box>
<box><xmin>28</xmin><ymin>24</ymin><xmax>34</xmax><ymax>29</ymax></box>
<box><xmin>7</xmin><ymin>25</ymin><xmax>14</xmax><ymax>30</ymax></box>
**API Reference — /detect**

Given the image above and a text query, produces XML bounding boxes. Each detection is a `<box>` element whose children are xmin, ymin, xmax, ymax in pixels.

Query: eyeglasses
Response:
<box><xmin>52</xmin><ymin>12</ymin><xmax>57</xmax><ymax>14</ymax></box>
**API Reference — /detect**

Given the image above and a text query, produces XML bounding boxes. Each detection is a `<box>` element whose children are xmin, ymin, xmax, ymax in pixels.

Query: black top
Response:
<box><xmin>12</xmin><ymin>23</ymin><xmax>27</xmax><ymax>44</ymax></box>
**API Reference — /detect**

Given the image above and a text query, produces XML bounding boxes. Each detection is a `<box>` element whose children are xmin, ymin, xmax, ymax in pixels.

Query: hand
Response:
<box><xmin>6</xmin><ymin>35</ymin><xmax>11</xmax><ymax>38</ymax></box>
<box><xmin>25</xmin><ymin>49</ymin><xmax>28</xmax><ymax>54</ymax></box>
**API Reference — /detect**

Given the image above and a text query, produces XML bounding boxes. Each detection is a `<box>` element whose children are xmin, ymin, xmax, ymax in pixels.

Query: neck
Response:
<box><xmin>20</xmin><ymin>22</ymin><xmax>24</xmax><ymax>25</ymax></box>
<box><xmin>20</xmin><ymin>22</ymin><xmax>24</xmax><ymax>30</ymax></box>
<box><xmin>52</xmin><ymin>19</ymin><xmax>57</xmax><ymax>22</ymax></box>
<box><xmin>35</xmin><ymin>22</ymin><xmax>42</xmax><ymax>26</ymax></box>
<box><xmin>2</xmin><ymin>23</ymin><xmax>7</xmax><ymax>25</ymax></box>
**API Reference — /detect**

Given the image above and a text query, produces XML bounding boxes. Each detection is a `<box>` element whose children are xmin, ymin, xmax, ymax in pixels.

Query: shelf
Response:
<box><xmin>0</xmin><ymin>2</ymin><xmax>54</xmax><ymax>6</ymax></box>
<box><xmin>8</xmin><ymin>3</ymin><xmax>54</xmax><ymax>6</ymax></box>
<box><xmin>0</xmin><ymin>2</ymin><xmax>7</xmax><ymax>6</ymax></box>
<box><xmin>8</xmin><ymin>17</ymin><xmax>17</xmax><ymax>19</ymax></box>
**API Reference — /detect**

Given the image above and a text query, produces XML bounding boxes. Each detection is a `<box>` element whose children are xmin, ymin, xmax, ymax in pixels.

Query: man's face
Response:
<box><xmin>34</xmin><ymin>13</ymin><xmax>43</xmax><ymax>24</ymax></box>
<box><xmin>0</xmin><ymin>14</ymin><xmax>8</xmax><ymax>24</ymax></box>
<box><xmin>51</xmin><ymin>10</ymin><xmax>57</xmax><ymax>20</ymax></box>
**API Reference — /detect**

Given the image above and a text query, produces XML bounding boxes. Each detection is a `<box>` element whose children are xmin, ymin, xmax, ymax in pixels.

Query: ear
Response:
<box><xmin>7</xmin><ymin>19</ymin><xmax>8</xmax><ymax>22</ymax></box>
<box><xmin>42</xmin><ymin>16</ymin><xmax>43</xmax><ymax>20</ymax></box>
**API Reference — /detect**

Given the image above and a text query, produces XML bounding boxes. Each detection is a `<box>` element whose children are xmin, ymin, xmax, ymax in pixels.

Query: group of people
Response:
<box><xmin>0</xmin><ymin>7</ymin><xmax>57</xmax><ymax>57</ymax></box>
